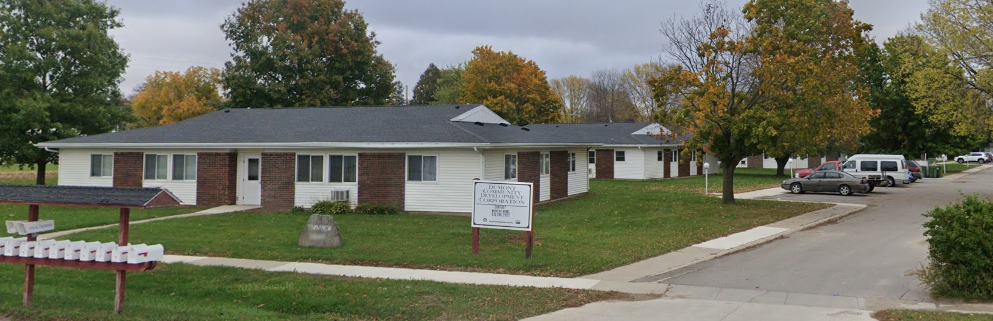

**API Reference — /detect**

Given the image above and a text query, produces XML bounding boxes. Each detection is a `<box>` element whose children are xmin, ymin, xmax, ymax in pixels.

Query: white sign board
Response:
<box><xmin>472</xmin><ymin>181</ymin><xmax>534</xmax><ymax>231</ymax></box>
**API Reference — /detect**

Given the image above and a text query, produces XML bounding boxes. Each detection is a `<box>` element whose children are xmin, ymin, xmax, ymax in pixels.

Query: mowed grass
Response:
<box><xmin>0</xmin><ymin>204</ymin><xmax>200</xmax><ymax>234</ymax></box>
<box><xmin>67</xmin><ymin>173</ymin><xmax>825</xmax><ymax>277</ymax></box>
<box><xmin>942</xmin><ymin>163</ymin><xmax>981</xmax><ymax>174</ymax></box>
<box><xmin>874</xmin><ymin>310</ymin><xmax>993</xmax><ymax>321</ymax></box>
<box><xmin>0</xmin><ymin>163</ymin><xmax>58</xmax><ymax>185</ymax></box>
<box><xmin>0</xmin><ymin>263</ymin><xmax>628</xmax><ymax>321</ymax></box>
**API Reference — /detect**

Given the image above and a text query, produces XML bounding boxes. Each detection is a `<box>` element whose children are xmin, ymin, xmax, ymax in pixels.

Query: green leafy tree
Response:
<box><xmin>459</xmin><ymin>46</ymin><xmax>563</xmax><ymax>125</ymax></box>
<box><xmin>744</xmin><ymin>0</ymin><xmax>876</xmax><ymax>176</ymax></box>
<box><xmin>432</xmin><ymin>64</ymin><xmax>465</xmax><ymax>104</ymax></box>
<box><xmin>221</xmin><ymin>0</ymin><xmax>396</xmax><ymax>108</ymax></box>
<box><xmin>411</xmin><ymin>63</ymin><xmax>441</xmax><ymax>105</ymax></box>
<box><xmin>131</xmin><ymin>66</ymin><xmax>224</xmax><ymax>128</ymax></box>
<box><xmin>389</xmin><ymin>81</ymin><xmax>407</xmax><ymax>105</ymax></box>
<box><xmin>0</xmin><ymin>0</ymin><xmax>130</xmax><ymax>185</ymax></box>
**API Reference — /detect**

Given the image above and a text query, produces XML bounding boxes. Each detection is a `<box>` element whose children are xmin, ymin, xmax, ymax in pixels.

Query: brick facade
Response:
<box><xmin>808</xmin><ymin>156</ymin><xmax>822</xmax><ymax>169</ymax></box>
<box><xmin>261</xmin><ymin>152</ymin><xmax>295</xmax><ymax>210</ymax></box>
<box><xmin>357</xmin><ymin>153</ymin><xmax>406</xmax><ymax>210</ymax></box>
<box><xmin>549</xmin><ymin>151</ymin><xmax>569</xmax><ymax>200</ymax></box>
<box><xmin>595</xmin><ymin>149</ymin><xmax>614</xmax><ymax>179</ymax></box>
<box><xmin>517</xmin><ymin>151</ymin><xmax>541</xmax><ymax>204</ymax></box>
<box><xmin>678</xmin><ymin>149</ymin><xmax>691</xmax><ymax>177</ymax></box>
<box><xmin>747</xmin><ymin>155</ymin><xmax>764</xmax><ymax>169</ymax></box>
<box><xmin>826</xmin><ymin>152</ymin><xmax>840</xmax><ymax>162</ymax></box>
<box><xmin>664</xmin><ymin>149</ymin><xmax>672</xmax><ymax>178</ymax></box>
<box><xmin>113</xmin><ymin>152</ymin><xmax>143</xmax><ymax>188</ymax></box>
<box><xmin>196</xmin><ymin>152</ymin><xmax>237</xmax><ymax>207</ymax></box>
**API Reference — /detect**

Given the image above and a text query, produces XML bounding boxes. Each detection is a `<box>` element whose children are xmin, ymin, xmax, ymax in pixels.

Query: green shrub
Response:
<box><xmin>289</xmin><ymin>206</ymin><xmax>308</xmax><ymax>213</ymax></box>
<box><xmin>354</xmin><ymin>204</ymin><xmax>398</xmax><ymax>215</ymax></box>
<box><xmin>920</xmin><ymin>194</ymin><xmax>993</xmax><ymax>300</ymax></box>
<box><xmin>310</xmin><ymin>201</ymin><xmax>350</xmax><ymax>215</ymax></box>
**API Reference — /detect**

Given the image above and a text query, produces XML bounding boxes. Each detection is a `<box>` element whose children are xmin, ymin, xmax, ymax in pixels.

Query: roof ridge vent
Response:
<box><xmin>521</xmin><ymin>127</ymin><xmax>530</xmax><ymax>131</ymax></box>
<box><xmin>474</xmin><ymin>121</ymin><xmax>484</xmax><ymax>126</ymax></box>
<box><xmin>499</xmin><ymin>123</ymin><xmax>509</xmax><ymax>127</ymax></box>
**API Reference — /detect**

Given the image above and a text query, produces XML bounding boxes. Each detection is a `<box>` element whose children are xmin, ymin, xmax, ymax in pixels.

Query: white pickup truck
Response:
<box><xmin>955</xmin><ymin>152</ymin><xmax>989</xmax><ymax>164</ymax></box>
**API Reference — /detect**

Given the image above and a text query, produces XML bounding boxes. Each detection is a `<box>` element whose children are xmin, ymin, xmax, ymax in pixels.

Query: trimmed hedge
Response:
<box><xmin>310</xmin><ymin>201</ymin><xmax>350</xmax><ymax>215</ymax></box>
<box><xmin>354</xmin><ymin>204</ymin><xmax>398</xmax><ymax>215</ymax></box>
<box><xmin>920</xmin><ymin>194</ymin><xmax>993</xmax><ymax>300</ymax></box>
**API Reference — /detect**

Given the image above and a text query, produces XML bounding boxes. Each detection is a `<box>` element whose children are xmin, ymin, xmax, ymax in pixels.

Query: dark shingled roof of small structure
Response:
<box><xmin>0</xmin><ymin>185</ymin><xmax>182</xmax><ymax>208</ymax></box>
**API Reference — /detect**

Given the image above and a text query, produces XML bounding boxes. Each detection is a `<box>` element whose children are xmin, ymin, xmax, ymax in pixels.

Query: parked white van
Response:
<box><xmin>840</xmin><ymin>154</ymin><xmax>910</xmax><ymax>188</ymax></box>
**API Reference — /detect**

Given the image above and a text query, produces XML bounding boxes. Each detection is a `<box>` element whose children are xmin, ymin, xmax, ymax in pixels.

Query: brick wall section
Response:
<box><xmin>678</xmin><ymin>149</ymin><xmax>691</xmax><ymax>177</ymax></box>
<box><xmin>357</xmin><ymin>153</ymin><xmax>405</xmax><ymax>210</ymax></box>
<box><xmin>664</xmin><ymin>149</ymin><xmax>672</xmax><ymax>178</ymax></box>
<box><xmin>826</xmin><ymin>152</ymin><xmax>840</xmax><ymax>162</ymax></box>
<box><xmin>113</xmin><ymin>152</ymin><xmax>143</xmax><ymax>188</ymax></box>
<box><xmin>146</xmin><ymin>191</ymin><xmax>182</xmax><ymax>208</ymax></box>
<box><xmin>549</xmin><ymin>151</ymin><xmax>569</xmax><ymax>200</ymax></box>
<box><xmin>809</xmin><ymin>156</ymin><xmax>822</xmax><ymax>169</ymax></box>
<box><xmin>517</xmin><ymin>151</ymin><xmax>540</xmax><ymax>205</ymax></box>
<box><xmin>595</xmin><ymin>149</ymin><xmax>614</xmax><ymax>179</ymax></box>
<box><xmin>696</xmin><ymin>152</ymin><xmax>703</xmax><ymax>174</ymax></box>
<box><xmin>261</xmin><ymin>152</ymin><xmax>295</xmax><ymax>210</ymax></box>
<box><xmin>196</xmin><ymin>152</ymin><xmax>237</xmax><ymax>207</ymax></box>
<box><xmin>747</xmin><ymin>155</ymin><xmax>764</xmax><ymax>169</ymax></box>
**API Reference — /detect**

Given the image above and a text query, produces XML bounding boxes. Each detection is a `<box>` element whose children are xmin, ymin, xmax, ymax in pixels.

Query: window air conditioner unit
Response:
<box><xmin>329</xmin><ymin>189</ymin><xmax>349</xmax><ymax>202</ymax></box>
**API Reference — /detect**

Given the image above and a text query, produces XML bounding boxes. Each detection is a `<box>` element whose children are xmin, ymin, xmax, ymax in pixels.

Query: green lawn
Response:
<box><xmin>942</xmin><ymin>163</ymin><xmax>981</xmax><ymax>174</ymax></box>
<box><xmin>0</xmin><ymin>204</ymin><xmax>200</xmax><ymax>235</ymax></box>
<box><xmin>66</xmin><ymin>174</ymin><xmax>825</xmax><ymax>277</ymax></box>
<box><xmin>874</xmin><ymin>310</ymin><xmax>993</xmax><ymax>321</ymax></box>
<box><xmin>0</xmin><ymin>263</ymin><xmax>628</xmax><ymax>321</ymax></box>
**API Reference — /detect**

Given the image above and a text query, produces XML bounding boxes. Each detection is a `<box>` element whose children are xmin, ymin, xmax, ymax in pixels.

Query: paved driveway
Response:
<box><xmin>643</xmin><ymin>167</ymin><xmax>992</xmax><ymax>302</ymax></box>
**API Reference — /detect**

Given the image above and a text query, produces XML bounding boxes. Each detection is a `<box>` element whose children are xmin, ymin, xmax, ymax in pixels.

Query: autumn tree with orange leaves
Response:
<box><xmin>130</xmin><ymin>66</ymin><xmax>224</xmax><ymax>128</ymax></box>
<box><xmin>459</xmin><ymin>46</ymin><xmax>564</xmax><ymax>125</ymax></box>
<box><xmin>655</xmin><ymin>0</ymin><xmax>875</xmax><ymax>204</ymax></box>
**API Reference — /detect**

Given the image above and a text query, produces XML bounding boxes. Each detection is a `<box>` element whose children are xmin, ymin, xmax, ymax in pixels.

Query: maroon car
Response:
<box><xmin>797</xmin><ymin>161</ymin><xmax>842</xmax><ymax>178</ymax></box>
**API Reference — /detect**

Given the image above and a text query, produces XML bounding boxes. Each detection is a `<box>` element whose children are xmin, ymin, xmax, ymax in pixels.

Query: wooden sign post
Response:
<box><xmin>470</xmin><ymin>181</ymin><xmax>535</xmax><ymax>259</ymax></box>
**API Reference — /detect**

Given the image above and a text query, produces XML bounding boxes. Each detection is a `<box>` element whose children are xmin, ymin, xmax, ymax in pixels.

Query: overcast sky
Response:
<box><xmin>106</xmin><ymin>0</ymin><xmax>931</xmax><ymax>98</ymax></box>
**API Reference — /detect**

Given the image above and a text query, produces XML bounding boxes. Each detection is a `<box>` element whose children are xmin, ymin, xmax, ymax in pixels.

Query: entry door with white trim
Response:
<box><xmin>243</xmin><ymin>155</ymin><xmax>262</xmax><ymax>205</ymax></box>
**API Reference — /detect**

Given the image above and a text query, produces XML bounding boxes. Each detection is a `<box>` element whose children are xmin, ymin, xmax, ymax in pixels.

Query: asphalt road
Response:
<box><xmin>643</xmin><ymin>167</ymin><xmax>992</xmax><ymax>302</ymax></box>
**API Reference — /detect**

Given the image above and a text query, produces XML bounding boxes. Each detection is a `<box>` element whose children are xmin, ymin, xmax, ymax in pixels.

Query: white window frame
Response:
<box><xmin>296</xmin><ymin>154</ymin><xmax>324</xmax><ymax>183</ymax></box>
<box><xmin>171</xmin><ymin>154</ymin><xmax>197</xmax><ymax>181</ymax></box>
<box><xmin>540</xmin><ymin>153</ymin><xmax>550</xmax><ymax>176</ymax></box>
<box><xmin>657</xmin><ymin>151</ymin><xmax>665</xmax><ymax>162</ymax></box>
<box><xmin>568</xmin><ymin>153</ymin><xmax>577</xmax><ymax>172</ymax></box>
<box><xmin>90</xmin><ymin>154</ymin><xmax>113</xmax><ymax>178</ymax></box>
<box><xmin>671</xmin><ymin>150</ymin><xmax>679</xmax><ymax>163</ymax></box>
<box><xmin>327</xmin><ymin>154</ymin><xmax>358</xmax><ymax>183</ymax></box>
<box><xmin>407</xmin><ymin>155</ymin><xmax>438</xmax><ymax>182</ymax></box>
<box><xmin>691</xmin><ymin>151</ymin><xmax>697</xmax><ymax>163</ymax></box>
<box><xmin>588</xmin><ymin>150</ymin><xmax>596</xmax><ymax>164</ymax></box>
<box><xmin>504</xmin><ymin>154</ymin><xmax>518</xmax><ymax>180</ymax></box>
<box><xmin>615</xmin><ymin>151</ymin><xmax>626</xmax><ymax>162</ymax></box>
<box><xmin>144</xmin><ymin>154</ymin><xmax>169</xmax><ymax>180</ymax></box>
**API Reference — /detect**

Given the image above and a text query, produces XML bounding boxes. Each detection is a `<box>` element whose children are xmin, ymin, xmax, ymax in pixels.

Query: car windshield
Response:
<box><xmin>842</xmin><ymin>161</ymin><xmax>855</xmax><ymax>169</ymax></box>
<box><xmin>839</xmin><ymin>171</ymin><xmax>858</xmax><ymax>178</ymax></box>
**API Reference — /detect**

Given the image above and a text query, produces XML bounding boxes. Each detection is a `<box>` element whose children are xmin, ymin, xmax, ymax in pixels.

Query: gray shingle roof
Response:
<box><xmin>0</xmin><ymin>185</ymin><xmax>182</xmax><ymax>208</ymax></box>
<box><xmin>39</xmin><ymin>105</ymin><xmax>687</xmax><ymax>147</ymax></box>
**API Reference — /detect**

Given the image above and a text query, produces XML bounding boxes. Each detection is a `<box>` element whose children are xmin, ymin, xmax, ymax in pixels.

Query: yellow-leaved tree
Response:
<box><xmin>458</xmin><ymin>46</ymin><xmax>564</xmax><ymax>125</ymax></box>
<box><xmin>131</xmin><ymin>66</ymin><xmax>224</xmax><ymax>128</ymax></box>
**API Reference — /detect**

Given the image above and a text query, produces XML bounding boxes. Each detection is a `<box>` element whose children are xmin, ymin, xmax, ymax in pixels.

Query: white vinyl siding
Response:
<box><xmin>405</xmin><ymin>149</ymin><xmax>482</xmax><ymax>213</ymax></box>
<box><xmin>670</xmin><ymin>149</ymin><xmax>680</xmax><ymax>178</ymax></box>
<box><xmin>140</xmin><ymin>149</ymin><xmax>205</xmax><ymax>206</ymax></box>
<box><xmin>690</xmin><ymin>151</ymin><xmax>699</xmax><ymax>176</ymax></box>
<box><xmin>58</xmin><ymin>149</ymin><xmax>113</xmax><ymax>187</ymax></box>
<box><xmin>613</xmin><ymin>148</ymin><xmax>645</xmax><ymax>179</ymax></box>
<box><xmin>644</xmin><ymin>148</ymin><xmax>666</xmax><ymax>179</ymax></box>
<box><xmin>292</xmin><ymin>149</ymin><xmax>359</xmax><ymax>208</ymax></box>
<box><xmin>483</xmin><ymin>150</ymin><xmax>510</xmax><ymax>181</ymax></box>
<box><xmin>568</xmin><ymin>148</ymin><xmax>589</xmax><ymax>196</ymax></box>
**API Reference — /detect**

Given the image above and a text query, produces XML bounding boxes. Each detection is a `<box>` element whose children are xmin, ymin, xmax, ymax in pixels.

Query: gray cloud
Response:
<box><xmin>105</xmin><ymin>0</ymin><xmax>929</xmax><ymax>99</ymax></box>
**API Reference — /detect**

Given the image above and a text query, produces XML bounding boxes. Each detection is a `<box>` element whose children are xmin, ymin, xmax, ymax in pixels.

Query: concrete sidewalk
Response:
<box><xmin>940</xmin><ymin>164</ymin><xmax>991</xmax><ymax>180</ymax></box>
<box><xmin>40</xmin><ymin>205</ymin><xmax>260</xmax><ymax>239</ymax></box>
<box><xmin>523</xmin><ymin>297</ymin><xmax>876</xmax><ymax>321</ymax></box>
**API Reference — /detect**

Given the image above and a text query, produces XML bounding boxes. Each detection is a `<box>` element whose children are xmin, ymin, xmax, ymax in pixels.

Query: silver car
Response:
<box><xmin>781</xmin><ymin>170</ymin><xmax>870</xmax><ymax>196</ymax></box>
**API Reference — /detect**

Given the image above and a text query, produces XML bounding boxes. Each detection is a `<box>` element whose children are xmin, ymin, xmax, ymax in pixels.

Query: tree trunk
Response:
<box><xmin>775</xmin><ymin>156</ymin><xmax>790</xmax><ymax>177</ymax></box>
<box><xmin>721</xmin><ymin>161</ymin><xmax>736</xmax><ymax>204</ymax></box>
<box><xmin>35</xmin><ymin>161</ymin><xmax>46</xmax><ymax>186</ymax></box>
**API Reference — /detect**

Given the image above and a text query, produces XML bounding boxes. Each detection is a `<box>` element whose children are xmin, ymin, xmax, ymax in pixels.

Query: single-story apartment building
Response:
<box><xmin>36</xmin><ymin>104</ymin><xmax>708</xmax><ymax>213</ymax></box>
<box><xmin>737</xmin><ymin>152</ymin><xmax>847</xmax><ymax>170</ymax></box>
<box><xmin>526</xmin><ymin>123</ymin><xmax>718</xmax><ymax>180</ymax></box>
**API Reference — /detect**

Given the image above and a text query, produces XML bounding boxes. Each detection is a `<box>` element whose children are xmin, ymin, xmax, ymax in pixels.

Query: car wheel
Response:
<box><xmin>887</xmin><ymin>177</ymin><xmax>896</xmax><ymax>187</ymax></box>
<box><xmin>867</xmin><ymin>184</ymin><xmax>875</xmax><ymax>193</ymax></box>
<box><xmin>981</xmin><ymin>159</ymin><xmax>987</xmax><ymax>164</ymax></box>
<box><xmin>790</xmin><ymin>182</ymin><xmax>804</xmax><ymax>194</ymax></box>
<box><xmin>957</xmin><ymin>158</ymin><xmax>965</xmax><ymax>164</ymax></box>
<box><xmin>839</xmin><ymin>185</ymin><xmax>853</xmax><ymax>196</ymax></box>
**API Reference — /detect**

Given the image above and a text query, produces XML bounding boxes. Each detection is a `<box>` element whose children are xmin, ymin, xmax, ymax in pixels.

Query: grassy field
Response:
<box><xmin>0</xmin><ymin>163</ymin><xmax>58</xmax><ymax>185</ymax></box>
<box><xmin>0</xmin><ymin>263</ymin><xmax>629</xmax><ymax>321</ymax></box>
<box><xmin>874</xmin><ymin>310</ymin><xmax>993</xmax><ymax>321</ymax></box>
<box><xmin>66</xmin><ymin>173</ymin><xmax>824</xmax><ymax>277</ymax></box>
<box><xmin>941</xmin><ymin>163</ymin><xmax>981</xmax><ymax>174</ymax></box>
<box><xmin>0</xmin><ymin>204</ymin><xmax>199</xmax><ymax>235</ymax></box>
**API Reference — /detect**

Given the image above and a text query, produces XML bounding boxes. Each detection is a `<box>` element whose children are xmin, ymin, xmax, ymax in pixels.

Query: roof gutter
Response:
<box><xmin>35</xmin><ymin>142</ymin><xmax>605</xmax><ymax>150</ymax></box>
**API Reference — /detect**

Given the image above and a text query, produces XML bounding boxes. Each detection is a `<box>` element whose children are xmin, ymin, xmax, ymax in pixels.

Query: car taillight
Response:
<box><xmin>860</xmin><ymin>179</ymin><xmax>867</xmax><ymax>184</ymax></box>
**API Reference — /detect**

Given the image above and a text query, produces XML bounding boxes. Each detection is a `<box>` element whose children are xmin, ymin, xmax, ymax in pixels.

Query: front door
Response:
<box><xmin>243</xmin><ymin>156</ymin><xmax>261</xmax><ymax>205</ymax></box>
